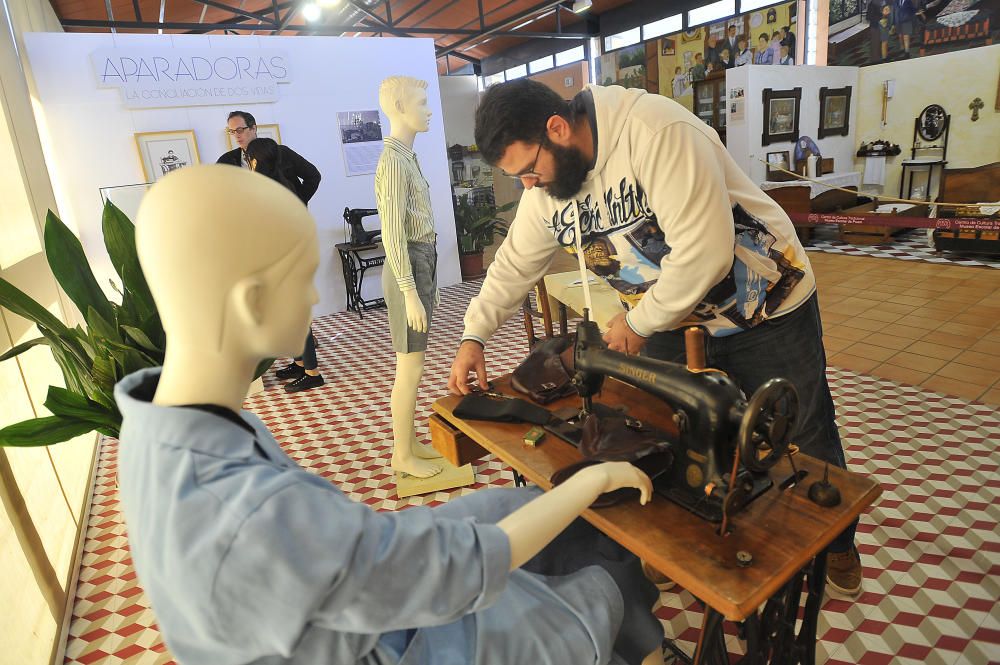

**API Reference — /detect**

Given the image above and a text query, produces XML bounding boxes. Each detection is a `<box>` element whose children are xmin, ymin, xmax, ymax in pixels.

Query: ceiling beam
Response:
<box><xmin>345</xmin><ymin>0</ymin><xmax>389</xmax><ymax>27</ymax></box>
<box><xmin>59</xmin><ymin>18</ymin><xmax>487</xmax><ymax>36</ymax></box>
<box><xmin>131</xmin><ymin>0</ymin><xmax>142</xmax><ymax>21</ymax></box>
<box><xmin>435</xmin><ymin>0</ymin><xmax>567</xmax><ymax>58</ymax></box>
<box><xmin>192</xmin><ymin>0</ymin><xmax>277</xmax><ymax>25</ymax></box>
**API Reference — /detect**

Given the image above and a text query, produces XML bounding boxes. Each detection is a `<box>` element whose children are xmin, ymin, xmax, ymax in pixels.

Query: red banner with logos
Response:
<box><xmin>787</xmin><ymin>213</ymin><xmax>1000</xmax><ymax>232</ymax></box>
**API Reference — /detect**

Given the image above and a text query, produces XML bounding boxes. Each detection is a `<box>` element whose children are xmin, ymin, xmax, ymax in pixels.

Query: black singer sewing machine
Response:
<box><xmin>344</xmin><ymin>207</ymin><xmax>381</xmax><ymax>246</ymax></box>
<box><xmin>572</xmin><ymin>317</ymin><xmax>799</xmax><ymax>524</ymax></box>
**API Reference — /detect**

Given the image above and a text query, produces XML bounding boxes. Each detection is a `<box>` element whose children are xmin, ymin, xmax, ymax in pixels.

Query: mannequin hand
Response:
<box><xmin>403</xmin><ymin>289</ymin><xmax>427</xmax><ymax>333</ymax></box>
<box><xmin>578</xmin><ymin>462</ymin><xmax>653</xmax><ymax>505</ymax></box>
<box><xmin>603</xmin><ymin>313</ymin><xmax>647</xmax><ymax>355</ymax></box>
<box><xmin>448</xmin><ymin>341</ymin><xmax>488</xmax><ymax>395</ymax></box>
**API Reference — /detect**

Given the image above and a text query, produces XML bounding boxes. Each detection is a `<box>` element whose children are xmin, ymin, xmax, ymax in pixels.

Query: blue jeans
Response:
<box><xmin>644</xmin><ymin>293</ymin><xmax>856</xmax><ymax>553</ymax></box>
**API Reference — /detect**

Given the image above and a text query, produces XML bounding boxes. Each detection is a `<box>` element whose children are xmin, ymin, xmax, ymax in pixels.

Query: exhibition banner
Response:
<box><xmin>793</xmin><ymin>213</ymin><xmax>1000</xmax><ymax>231</ymax></box>
<box><xmin>91</xmin><ymin>48</ymin><xmax>292</xmax><ymax>108</ymax></box>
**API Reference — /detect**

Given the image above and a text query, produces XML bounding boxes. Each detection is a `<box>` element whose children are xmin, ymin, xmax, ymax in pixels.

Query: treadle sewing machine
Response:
<box><xmin>432</xmin><ymin>315</ymin><xmax>881</xmax><ymax>665</ymax></box>
<box><xmin>568</xmin><ymin>315</ymin><xmax>799</xmax><ymax>525</ymax></box>
<box><xmin>344</xmin><ymin>207</ymin><xmax>381</xmax><ymax>246</ymax></box>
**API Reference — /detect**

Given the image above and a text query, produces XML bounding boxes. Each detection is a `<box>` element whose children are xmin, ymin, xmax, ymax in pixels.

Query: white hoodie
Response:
<box><xmin>463</xmin><ymin>84</ymin><xmax>815</xmax><ymax>344</ymax></box>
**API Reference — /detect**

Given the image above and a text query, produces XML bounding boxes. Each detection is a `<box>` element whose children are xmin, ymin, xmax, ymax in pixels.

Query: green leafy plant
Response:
<box><xmin>0</xmin><ymin>203</ymin><xmax>166</xmax><ymax>447</ymax></box>
<box><xmin>453</xmin><ymin>194</ymin><xmax>516</xmax><ymax>256</ymax></box>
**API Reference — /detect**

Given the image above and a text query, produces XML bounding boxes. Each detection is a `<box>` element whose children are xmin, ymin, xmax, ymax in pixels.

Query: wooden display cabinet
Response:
<box><xmin>693</xmin><ymin>72</ymin><xmax>727</xmax><ymax>146</ymax></box>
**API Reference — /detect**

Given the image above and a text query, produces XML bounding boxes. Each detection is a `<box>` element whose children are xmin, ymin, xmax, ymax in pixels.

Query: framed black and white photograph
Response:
<box><xmin>765</xmin><ymin>151</ymin><xmax>791</xmax><ymax>180</ymax></box>
<box><xmin>818</xmin><ymin>86</ymin><xmax>852</xmax><ymax>138</ymax></box>
<box><xmin>337</xmin><ymin>110</ymin><xmax>383</xmax><ymax>144</ymax></box>
<box><xmin>336</xmin><ymin>110</ymin><xmax>384</xmax><ymax>176</ymax></box>
<box><xmin>227</xmin><ymin>123</ymin><xmax>281</xmax><ymax>150</ymax></box>
<box><xmin>135</xmin><ymin>130</ymin><xmax>200</xmax><ymax>182</ymax></box>
<box><xmin>762</xmin><ymin>87</ymin><xmax>802</xmax><ymax>146</ymax></box>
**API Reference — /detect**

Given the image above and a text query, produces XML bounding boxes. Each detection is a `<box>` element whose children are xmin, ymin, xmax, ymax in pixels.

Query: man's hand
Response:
<box><xmin>448</xmin><ymin>341</ymin><xmax>488</xmax><ymax>395</ymax></box>
<box><xmin>602</xmin><ymin>312</ymin><xmax>648</xmax><ymax>354</ymax></box>
<box><xmin>403</xmin><ymin>290</ymin><xmax>427</xmax><ymax>333</ymax></box>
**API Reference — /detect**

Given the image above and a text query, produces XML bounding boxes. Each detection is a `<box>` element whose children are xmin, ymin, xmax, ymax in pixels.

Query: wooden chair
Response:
<box><xmin>521</xmin><ymin>280</ymin><xmax>567</xmax><ymax>350</ymax></box>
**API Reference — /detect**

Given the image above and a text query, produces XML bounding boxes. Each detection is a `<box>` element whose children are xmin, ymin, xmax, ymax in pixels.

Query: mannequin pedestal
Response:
<box><xmin>395</xmin><ymin>457</ymin><xmax>475</xmax><ymax>498</ymax></box>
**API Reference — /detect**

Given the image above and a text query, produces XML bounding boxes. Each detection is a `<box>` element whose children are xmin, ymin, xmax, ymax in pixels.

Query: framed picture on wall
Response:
<box><xmin>661</xmin><ymin>37</ymin><xmax>675</xmax><ymax>56</ymax></box>
<box><xmin>135</xmin><ymin>130</ymin><xmax>200</xmax><ymax>183</ymax></box>
<box><xmin>227</xmin><ymin>123</ymin><xmax>281</xmax><ymax>150</ymax></box>
<box><xmin>762</xmin><ymin>87</ymin><xmax>802</xmax><ymax>146</ymax></box>
<box><xmin>681</xmin><ymin>28</ymin><xmax>703</xmax><ymax>43</ymax></box>
<box><xmin>818</xmin><ymin>86</ymin><xmax>852</xmax><ymax>138</ymax></box>
<box><xmin>765</xmin><ymin>151</ymin><xmax>792</xmax><ymax>180</ymax></box>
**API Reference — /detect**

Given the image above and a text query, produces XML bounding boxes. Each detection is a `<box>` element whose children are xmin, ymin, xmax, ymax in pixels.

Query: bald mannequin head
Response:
<box><xmin>137</xmin><ymin>165</ymin><xmax>318</xmax><ymax>362</ymax></box>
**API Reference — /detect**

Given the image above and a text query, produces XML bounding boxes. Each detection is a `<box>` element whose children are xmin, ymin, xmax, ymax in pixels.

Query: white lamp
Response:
<box><xmin>302</xmin><ymin>2</ymin><xmax>321</xmax><ymax>21</ymax></box>
<box><xmin>572</xmin><ymin>0</ymin><xmax>592</xmax><ymax>13</ymax></box>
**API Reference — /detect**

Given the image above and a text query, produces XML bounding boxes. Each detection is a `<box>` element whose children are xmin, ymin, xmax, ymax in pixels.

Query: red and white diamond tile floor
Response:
<box><xmin>64</xmin><ymin>280</ymin><xmax>1000</xmax><ymax>665</ymax></box>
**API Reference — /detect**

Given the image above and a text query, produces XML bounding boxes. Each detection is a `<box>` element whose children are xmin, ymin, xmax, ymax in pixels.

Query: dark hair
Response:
<box><xmin>246</xmin><ymin>138</ymin><xmax>294</xmax><ymax>192</ymax></box>
<box><xmin>782</xmin><ymin>26</ymin><xmax>790</xmax><ymax>32</ymax></box>
<box><xmin>772</xmin><ymin>31</ymin><xmax>781</xmax><ymax>38</ymax></box>
<box><xmin>474</xmin><ymin>79</ymin><xmax>568</xmax><ymax>165</ymax></box>
<box><xmin>759</xmin><ymin>32</ymin><xmax>769</xmax><ymax>41</ymax></box>
<box><xmin>227</xmin><ymin>110</ymin><xmax>256</xmax><ymax>127</ymax></box>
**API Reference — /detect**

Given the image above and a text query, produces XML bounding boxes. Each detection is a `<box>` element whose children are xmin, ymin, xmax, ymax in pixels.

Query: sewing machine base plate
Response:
<box><xmin>655</xmin><ymin>473</ymin><xmax>773</xmax><ymax>523</ymax></box>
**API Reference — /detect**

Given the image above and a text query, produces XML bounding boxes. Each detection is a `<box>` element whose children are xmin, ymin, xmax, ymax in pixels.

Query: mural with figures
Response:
<box><xmin>653</xmin><ymin>1</ymin><xmax>799</xmax><ymax>113</ymax></box>
<box><xmin>827</xmin><ymin>0</ymin><xmax>1000</xmax><ymax>65</ymax></box>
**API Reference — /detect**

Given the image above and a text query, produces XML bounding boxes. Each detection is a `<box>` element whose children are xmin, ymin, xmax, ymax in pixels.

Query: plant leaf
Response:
<box><xmin>0</xmin><ymin>337</ymin><xmax>48</xmax><ymax>363</ymax></box>
<box><xmin>91</xmin><ymin>354</ymin><xmax>117</xmax><ymax>390</ymax></box>
<box><xmin>0</xmin><ymin>277</ymin><xmax>71</xmax><ymax>336</ymax></box>
<box><xmin>104</xmin><ymin>201</ymin><xmax>158</xmax><ymax>321</ymax></box>
<box><xmin>254</xmin><ymin>358</ymin><xmax>274</xmax><ymax>380</ymax></box>
<box><xmin>86</xmin><ymin>306</ymin><xmax>121</xmax><ymax>344</ymax></box>
<box><xmin>43</xmin><ymin>210</ymin><xmax>115</xmax><ymax>327</ymax></box>
<box><xmin>0</xmin><ymin>416</ymin><xmax>96</xmax><ymax>447</ymax></box>
<box><xmin>44</xmin><ymin>386</ymin><xmax>119</xmax><ymax>429</ymax></box>
<box><xmin>121</xmin><ymin>325</ymin><xmax>160</xmax><ymax>352</ymax></box>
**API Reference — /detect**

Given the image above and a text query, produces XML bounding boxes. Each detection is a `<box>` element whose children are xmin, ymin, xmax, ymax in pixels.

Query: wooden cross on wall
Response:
<box><xmin>969</xmin><ymin>97</ymin><xmax>984</xmax><ymax>122</ymax></box>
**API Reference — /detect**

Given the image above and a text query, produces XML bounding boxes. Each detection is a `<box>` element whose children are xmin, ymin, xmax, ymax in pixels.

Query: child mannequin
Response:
<box><xmin>115</xmin><ymin>164</ymin><xmax>665</xmax><ymax>665</ymax></box>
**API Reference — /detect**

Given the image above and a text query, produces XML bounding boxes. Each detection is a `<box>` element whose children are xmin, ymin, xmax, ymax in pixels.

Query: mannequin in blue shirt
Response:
<box><xmin>114</xmin><ymin>164</ymin><xmax>665</xmax><ymax>665</ymax></box>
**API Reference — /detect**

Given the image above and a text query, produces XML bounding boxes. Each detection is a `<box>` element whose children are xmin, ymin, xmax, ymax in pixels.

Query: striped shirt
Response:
<box><xmin>375</xmin><ymin>136</ymin><xmax>436</xmax><ymax>291</ymax></box>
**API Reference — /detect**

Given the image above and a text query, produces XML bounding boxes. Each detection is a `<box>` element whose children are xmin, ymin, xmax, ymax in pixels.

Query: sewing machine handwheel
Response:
<box><xmin>739</xmin><ymin>378</ymin><xmax>799</xmax><ymax>473</ymax></box>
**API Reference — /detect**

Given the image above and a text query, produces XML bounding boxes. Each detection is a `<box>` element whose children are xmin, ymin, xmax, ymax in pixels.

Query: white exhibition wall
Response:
<box><xmin>727</xmin><ymin>65</ymin><xmax>860</xmax><ymax>184</ymax></box>
<box><xmin>438</xmin><ymin>75</ymin><xmax>479</xmax><ymax>147</ymax></box>
<box><xmin>21</xmin><ymin>32</ymin><xmax>460</xmax><ymax>317</ymax></box>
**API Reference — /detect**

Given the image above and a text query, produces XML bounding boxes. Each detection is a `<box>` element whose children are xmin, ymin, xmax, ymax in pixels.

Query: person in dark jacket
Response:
<box><xmin>246</xmin><ymin>136</ymin><xmax>325</xmax><ymax>393</ymax></box>
<box><xmin>892</xmin><ymin>0</ymin><xmax>919</xmax><ymax>58</ymax></box>
<box><xmin>217</xmin><ymin>110</ymin><xmax>321</xmax><ymax>204</ymax></box>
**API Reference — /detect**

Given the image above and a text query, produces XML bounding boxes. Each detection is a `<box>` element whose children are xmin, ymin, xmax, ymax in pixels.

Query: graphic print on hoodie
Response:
<box><xmin>463</xmin><ymin>85</ymin><xmax>815</xmax><ymax>344</ymax></box>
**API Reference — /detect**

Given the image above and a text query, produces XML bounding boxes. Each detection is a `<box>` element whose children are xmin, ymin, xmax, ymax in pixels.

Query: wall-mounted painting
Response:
<box><xmin>762</xmin><ymin>87</ymin><xmax>802</xmax><ymax>146</ymax></box>
<box><xmin>135</xmin><ymin>130</ymin><xmax>200</xmax><ymax>182</ymax></box>
<box><xmin>818</xmin><ymin>86</ymin><xmax>852</xmax><ymax>138</ymax></box>
<box><xmin>227</xmin><ymin>123</ymin><xmax>281</xmax><ymax>150</ymax></box>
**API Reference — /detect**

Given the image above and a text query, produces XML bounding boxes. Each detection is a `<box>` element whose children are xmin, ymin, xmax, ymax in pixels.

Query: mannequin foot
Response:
<box><xmin>413</xmin><ymin>441</ymin><xmax>443</xmax><ymax>459</ymax></box>
<box><xmin>392</xmin><ymin>454</ymin><xmax>442</xmax><ymax>479</ymax></box>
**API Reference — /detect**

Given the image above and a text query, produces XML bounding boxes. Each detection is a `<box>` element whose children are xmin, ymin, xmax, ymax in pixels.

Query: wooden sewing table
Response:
<box><xmin>432</xmin><ymin>375</ymin><xmax>881</xmax><ymax>664</ymax></box>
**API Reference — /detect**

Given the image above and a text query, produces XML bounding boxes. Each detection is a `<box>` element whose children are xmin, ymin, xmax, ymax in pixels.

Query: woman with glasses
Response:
<box><xmin>246</xmin><ymin>137</ymin><xmax>325</xmax><ymax>394</ymax></box>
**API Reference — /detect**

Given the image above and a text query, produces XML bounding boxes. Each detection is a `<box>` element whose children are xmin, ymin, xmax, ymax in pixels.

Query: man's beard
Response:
<box><xmin>542</xmin><ymin>143</ymin><xmax>591</xmax><ymax>201</ymax></box>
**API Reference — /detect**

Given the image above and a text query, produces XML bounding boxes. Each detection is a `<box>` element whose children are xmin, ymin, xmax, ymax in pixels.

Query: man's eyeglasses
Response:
<box><xmin>225</xmin><ymin>126</ymin><xmax>255</xmax><ymax>136</ymax></box>
<box><xmin>500</xmin><ymin>137</ymin><xmax>545</xmax><ymax>180</ymax></box>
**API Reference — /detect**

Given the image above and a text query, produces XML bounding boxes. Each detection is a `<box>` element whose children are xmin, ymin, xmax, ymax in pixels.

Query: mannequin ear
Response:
<box><xmin>231</xmin><ymin>276</ymin><xmax>266</xmax><ymax>328</ymax></box>
<box><xmin>395</xmin><ymin>98</ymin><xmax>406</xmax><ymax>114</ymax></box>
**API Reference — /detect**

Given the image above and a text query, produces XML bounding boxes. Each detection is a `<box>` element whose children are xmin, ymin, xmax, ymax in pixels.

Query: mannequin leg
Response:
<box><xmin>390</xmin><ymin>351</ymin><xmax>442</xmax><ymax>478</ymax></box>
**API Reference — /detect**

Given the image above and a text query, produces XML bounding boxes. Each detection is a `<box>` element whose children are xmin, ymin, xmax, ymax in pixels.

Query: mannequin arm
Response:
<box><xmin>498</xmin><ymin>462</ymin><xmax>652</xmax><ymax>570</ymax></box>
<box><xmin>403</xmin><ymin>288</ymin><xmax>428</xmax><ymax>332</ymax></box>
